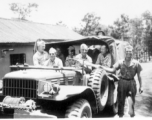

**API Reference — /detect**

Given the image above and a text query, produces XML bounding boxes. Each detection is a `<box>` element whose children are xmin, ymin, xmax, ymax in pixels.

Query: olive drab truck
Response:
<box><xmin>0</xmin><ymin>36</ymin><xmax>128</xmax><ymax>118</ymax></box>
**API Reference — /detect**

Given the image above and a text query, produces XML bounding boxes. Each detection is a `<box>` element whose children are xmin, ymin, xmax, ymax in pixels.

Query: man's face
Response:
<box><xmin>50</xmin><ymin>52</ymin><xmax>56</xmax><ymax>61</ymax></box>
<box><xmin>125</xmin><ymin>50</ymin><xmax>133</xmax><ymax>59</ymax></box>
<box><xmin>81</xmin><ymin>47</ymin><xmax>88</xmax><ymax>57</ymax></box>
<box><xmin>69</xmin><ymin>50</ymin><xmax>75</xmax><ymax>56</ymax></box>
<box><xmin>100</xmin><ymin>46</ymin><xmax>107</xmax><ymax>55</ymax></box>
<box><xmin>38</xmin><ymin>44</ymin><xmax>45</xmax><ymax>53</ymax></box>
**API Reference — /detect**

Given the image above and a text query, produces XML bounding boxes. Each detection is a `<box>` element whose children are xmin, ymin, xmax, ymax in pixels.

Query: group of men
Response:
<box><xmin>33</xmin><ymin>37</ymin><xmax>143</xmax><ymax>118</ymax></box>
<box><xmin>33</xmin><ymin>39</ymin><xmax>111</xmax><ymax>71</ymax></box>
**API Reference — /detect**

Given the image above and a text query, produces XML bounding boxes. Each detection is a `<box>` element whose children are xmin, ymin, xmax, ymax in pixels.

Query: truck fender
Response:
<box><xmin>38</xmin><ymin>85</ymin><xmax>98</xmax><ymax>113</ymax></box>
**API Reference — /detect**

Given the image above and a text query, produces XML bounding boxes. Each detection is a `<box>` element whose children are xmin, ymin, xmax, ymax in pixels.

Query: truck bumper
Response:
<box><xmin>0</xmin><ymin>109</ymin><xmax>57</xmax><ymax>118</ymax></box>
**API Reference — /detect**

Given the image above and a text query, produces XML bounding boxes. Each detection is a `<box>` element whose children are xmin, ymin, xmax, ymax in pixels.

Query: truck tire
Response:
<box><xmin>88</xmin><ymin>69</ymin><xmax>109</xmax><ymax>111</ymax></box>
<box><xmin>65</xmin><ymin>99</ymin><xmax>92</xmax><ymax>118</ymax></box>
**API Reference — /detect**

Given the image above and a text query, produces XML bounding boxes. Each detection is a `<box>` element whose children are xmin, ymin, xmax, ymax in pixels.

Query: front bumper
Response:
<box><xmin>0</xmin><ymin>108</ymin><xmax>57</xmax><ymax>118</ymax></box>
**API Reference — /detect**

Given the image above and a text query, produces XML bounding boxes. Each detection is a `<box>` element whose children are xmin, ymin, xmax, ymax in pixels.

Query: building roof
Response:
<box><xmin>0</xmin><ymin>18</ymin><xmax>84</xmax><ymax>43</ymax></box>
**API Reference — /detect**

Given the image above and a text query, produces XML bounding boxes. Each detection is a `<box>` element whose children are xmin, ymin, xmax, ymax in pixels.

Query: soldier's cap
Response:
<box><xmin>68</xmin><ymin>46</ymin><xmax>75</xmax><ymax>51</ymax></box>
<box><xmin>49</xmin><ymin>47</ymin><xmax>56</xmax><ymax>54</ymax></box>
<box><xmin>37</xmin><ymin>40</ymin><xmax>45</xmax><ymax>47</ymax></box>
<box><xmin>125</xmin><ymin>45</ymin><xmax>133</xmax><ymax>52</ymax></box>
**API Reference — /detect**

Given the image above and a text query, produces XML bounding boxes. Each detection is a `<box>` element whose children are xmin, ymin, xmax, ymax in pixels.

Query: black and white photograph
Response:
<box><xmin>0</xmin><ymin>0</ymin><xmax>152</xmax><ymax>118</ymax></box>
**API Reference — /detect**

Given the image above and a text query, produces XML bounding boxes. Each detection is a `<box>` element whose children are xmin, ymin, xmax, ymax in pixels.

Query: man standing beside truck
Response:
<box><xmin>98</xmin><ymin>45</ymin><xmax>143</xmax><ymax>117</ymax></box>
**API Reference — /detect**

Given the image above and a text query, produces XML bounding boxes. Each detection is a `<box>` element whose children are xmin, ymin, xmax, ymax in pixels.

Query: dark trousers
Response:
<box><xmin>117</xmin><ymin>79</ymin><xmax>137</xmax><ymax>117</ymax></box>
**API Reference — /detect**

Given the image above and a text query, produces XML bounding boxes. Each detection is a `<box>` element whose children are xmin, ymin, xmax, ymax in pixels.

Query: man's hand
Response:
<box><xmin>139</xmin><ymin>87</ymin><xmax>143</xmax><ymax>94</ymax></box>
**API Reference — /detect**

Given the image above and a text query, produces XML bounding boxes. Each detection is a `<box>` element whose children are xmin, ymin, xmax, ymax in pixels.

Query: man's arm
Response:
<box><xmin>137</xmin><ymin>63</ymin><xmax>143</xmax><ymax>93</ymax></box>
<box><xmin>101</xmin><ymin>66</ymin><xmax>116</xmax><ymax>73</ymax></box>
<box><xmin>137</xmin><ymin>71</ymin><xmax>143</xmax><ymax>93</ymax></box>
<box><xmin>100</xmin><ymin>60</ymin><xmax>120</xmax><ymax>73</ymax></box>
<box><xmin>33</xmin><ymin>55</ymin><xmax>39</xmax><ymax>66</ymax></box>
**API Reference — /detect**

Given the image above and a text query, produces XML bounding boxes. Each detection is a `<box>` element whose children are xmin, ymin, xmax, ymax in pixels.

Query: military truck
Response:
<box><xmin>0</xmin><ymin>36</ymin><xmax>127</xmax><ymax>118</ymax></box>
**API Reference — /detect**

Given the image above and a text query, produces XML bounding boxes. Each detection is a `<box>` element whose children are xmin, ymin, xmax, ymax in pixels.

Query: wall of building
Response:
<box><xmin>0</xmin><ymin>44</ymin><xmax>34</xmax><ymax>79</ymax></box>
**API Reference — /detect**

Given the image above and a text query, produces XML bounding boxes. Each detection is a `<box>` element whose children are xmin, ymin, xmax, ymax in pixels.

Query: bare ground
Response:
<box><xmin>133</xmin><ymin>61</ymin><xmax>152</xmax><ymax>117</ymax></box>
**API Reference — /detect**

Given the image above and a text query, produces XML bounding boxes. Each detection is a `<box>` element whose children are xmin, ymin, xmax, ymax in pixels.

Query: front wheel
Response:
<box><xmin>65</xmin><ymin>99</ymin><xmax>92</xmax><ymax>118</ymax></box>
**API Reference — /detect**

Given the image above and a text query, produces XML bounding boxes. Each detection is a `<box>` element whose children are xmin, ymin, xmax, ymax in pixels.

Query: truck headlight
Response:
<box><xmin>0</xmin><ymin>80</ymin><xmax>3</xmax><ymax>90</ymax></box>
<box><xmin>43</xmin><ymin>83</ymin><xmax>52</xmax><ymax>93</ymax></box>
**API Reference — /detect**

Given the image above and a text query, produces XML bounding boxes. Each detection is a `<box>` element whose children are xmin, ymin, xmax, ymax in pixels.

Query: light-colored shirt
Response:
<box><xmin>46</xmin><ymin>57</ymin><xmax>63</xmax><ymax>68</ymax></box>
<box><xmin>113</xmin><ymin>59</ymin><xmax>142</xmax><ymax>80</ymax></box>
<box><xmin>65</xmin><ymin>55</ymin><xmax>76</xmax><ymax>67</ymax></box>
<box><xmin>57</xmin><ymin>54</ymin><xmax>65</xmax><ymax>66</ymax></box>
<box><xmin>75</xmin><ymin>54</ymin><xmax>92</xmax><ymax>70</ymax></box>
<box><xmin>33</xmin><ymin>51</ymin><xmax>49</xmax><ymax>66</ymax></box>
<box><xmin>96</xmin><ymin>53</ymin><xmax>112</xmax><ymax>67</ymax></box>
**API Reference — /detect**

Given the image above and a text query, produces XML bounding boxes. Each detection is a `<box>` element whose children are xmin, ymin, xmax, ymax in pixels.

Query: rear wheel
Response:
<box><xmin>65</xmin><ymin>99</ymin><xmax>92</xmax><ymax>118</ymax></box>
<box><xmin>88</xmin><ymin>69</ymin><xmax>109</xmax><ymax>111</ymax></box>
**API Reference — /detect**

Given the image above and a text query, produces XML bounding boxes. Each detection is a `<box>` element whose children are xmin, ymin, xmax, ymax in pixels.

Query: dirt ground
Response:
<box><xmin>133</xmin><ymin>61</ymin><xmax>152</xmax><ymax>117</ymax></box>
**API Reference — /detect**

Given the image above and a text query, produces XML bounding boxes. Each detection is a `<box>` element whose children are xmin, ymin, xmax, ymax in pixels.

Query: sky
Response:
<box><xmin>0</xmin><ymin>0</ymin><xmax>152</xmax><ymax>29</ymax></box>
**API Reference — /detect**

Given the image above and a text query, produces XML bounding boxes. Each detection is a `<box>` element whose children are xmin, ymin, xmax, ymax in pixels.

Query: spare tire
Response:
<box><xmin>88</xmin><ymin>69</ymin><xmax>109</xmax><ymax>111</ymax></box>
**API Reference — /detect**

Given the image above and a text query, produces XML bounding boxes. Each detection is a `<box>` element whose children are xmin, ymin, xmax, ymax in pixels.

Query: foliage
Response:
<box><xmin>111</xmin><ymin>14</ymin><xmax>130</xmax><ymax>40</ymax></box>
<box><xmin>75</xmin><ymin>11</ymin><xmax>152</xmax><ymax>56</ymax></box>
<box><xmin>9</xmin><ymin>3</ymin><xmax>38</xmax><ymax>20</ymax></box>
<box><xmin>142</xmin><ymin>11</ymin><xmax>152</xmax><ymax>54</ymax></box>
<box><xmin>74</xmin><ymin>13</ymin><xmax>106</xmax><ymax>36</ymax></box>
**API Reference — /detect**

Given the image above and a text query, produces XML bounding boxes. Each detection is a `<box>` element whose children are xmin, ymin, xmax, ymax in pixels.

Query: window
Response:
<box><xmin>10</xmin><ymin>54</ymin><xmax>26</xmax><ymax>71</ymax></box>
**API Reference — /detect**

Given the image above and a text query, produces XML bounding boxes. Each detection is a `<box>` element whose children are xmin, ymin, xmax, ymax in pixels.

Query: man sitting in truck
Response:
<box><xmin>75</xmin><ymin>43</ymin><xmax>93</xmax><ymax>74</ymax></box>
<box><xmin>45</xmin><ymin>47</ymin><xmax>63</xmax><ymax>68</ymax></box>
<box><xmin>65</xmin><ymin>46</ymin><xmax>76</xmax><ymax>67</ymax></box>
<box><xmin>33</xmin><ymin>39</ymin><xmax>49</xmax><ymax>66</ymax></box>
<box><xmin>96</xmin><ymin>44</ymin><xmax>112</xmax><ymax>68</ymax></box>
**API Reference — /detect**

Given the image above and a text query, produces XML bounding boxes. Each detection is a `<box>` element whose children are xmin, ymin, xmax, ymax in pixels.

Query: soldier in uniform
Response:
<box><xmin>96</xmin><ymin>45</ymin><xmax>112</xmax><ymax>68</ymax></box>
<box><xmin>45</xmin><ymin>47</ymin><xmax>63</xmax><ymax>68</ymax></box>
<box><xmin>33</xmin><ymin>39</ymin><xmax>49</xmax><ymax>66</ymax></box>
<box><xmin>98</xmin><ymin>45</ymin><xmax>143</xmax><ymax>117</ymax></box>
<box><xmin>75</xmin><ymin>43</ymin><xmax>92</xmax><ymax>73</ymax></box>
<box><xmin>65</xmin><ymin>46</ymin><xmax>76</xmax><ymax>67</ymax></box>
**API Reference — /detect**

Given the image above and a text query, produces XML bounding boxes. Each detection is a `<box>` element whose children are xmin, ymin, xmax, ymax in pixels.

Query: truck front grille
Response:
<box><xmin>3</xmin><ymin>79</ymin><xmax>37</xmax><ymax>99</ymax></box>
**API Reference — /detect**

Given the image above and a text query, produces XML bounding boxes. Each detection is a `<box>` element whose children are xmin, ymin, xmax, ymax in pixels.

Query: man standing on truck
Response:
<box><xmin>98</xmin><ymin>45</ymin><xmax>143</xmax><ymax>117</ymax></box>
<box><xmin>96</xmin><ymin>45</ymin><xmax>112</xmax><ymax>68</ymax></box>
<box><xmin>33</xmin><ymin>39</ymin><xmax>49</xmax><ymax>66</ymax></box>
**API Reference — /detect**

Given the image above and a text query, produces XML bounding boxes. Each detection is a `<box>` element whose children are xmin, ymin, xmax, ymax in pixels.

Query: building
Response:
<box><xmin>0</xmin><ymin>18</ymin><xmax>83</xmax><ymax>79</ymax></box>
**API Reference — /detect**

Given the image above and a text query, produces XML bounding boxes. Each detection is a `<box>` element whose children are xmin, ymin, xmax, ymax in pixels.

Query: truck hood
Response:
<box><xmin>3</xmin><ymin>69</ymin><xmax>76</xmax><ymax>80</ymax></box>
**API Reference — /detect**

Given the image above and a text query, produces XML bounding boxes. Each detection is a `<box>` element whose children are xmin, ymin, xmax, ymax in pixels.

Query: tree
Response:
<box><xmin>74</xmin><ymin>13</ymin><xmax>101</xmax><ymax>36</ymax></box>
<box><xmin>142</xmin><ymin>11</ymin><xmax>152</xmax><ymax>54</ymax></box>
<box><xmin>74</xmin><ymin>12</ymin><xmax>112</xmax><ymax>36</ymax></box>
<box><xmin>9</xmin><ymin>3</ymin><xmax>38</xmax><ymax>20</ymax></box>
<box><xmin>112</xmin><ymin>14</ymin><xmax>130</xmax><ymax>40</ymax></box>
